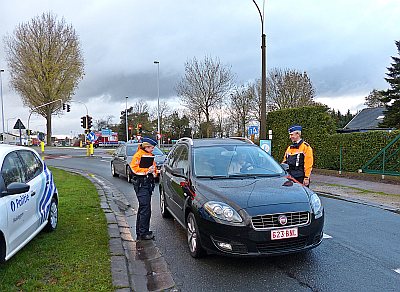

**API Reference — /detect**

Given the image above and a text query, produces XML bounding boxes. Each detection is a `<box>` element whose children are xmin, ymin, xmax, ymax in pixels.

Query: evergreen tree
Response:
<box><xmin>380</xmin><ymin>40</ymin><xmax>400</xmax><ymax>128</ymax></box>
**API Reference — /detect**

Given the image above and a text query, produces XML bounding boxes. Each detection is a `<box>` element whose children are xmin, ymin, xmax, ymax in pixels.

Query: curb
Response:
<box><xmin>316</xmin><ymin>190</ymin><xmax>400</xmax><ymax>215</ymax></box>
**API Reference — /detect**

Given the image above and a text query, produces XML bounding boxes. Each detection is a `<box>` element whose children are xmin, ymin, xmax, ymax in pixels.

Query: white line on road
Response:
<box><xmin>323</xmin><ymin>233</ymin><xmax>333</xmax><ymax>239</ymax></box>
<box><xmin>100</xmin><ymin>160</ymin><xmax>110</xmax><ymax>163</ymax></box>
<box><xmin>393</xmin><ymin>268</ymin><xmax>400</xmax><ymax>275</ymax></box>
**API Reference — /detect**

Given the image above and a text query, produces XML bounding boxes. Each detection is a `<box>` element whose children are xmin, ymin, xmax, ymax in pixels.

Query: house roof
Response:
<box><xmin>344</xmin><ymin>107</ymin><xmax>386</xmax><ymax>130</ymax></box>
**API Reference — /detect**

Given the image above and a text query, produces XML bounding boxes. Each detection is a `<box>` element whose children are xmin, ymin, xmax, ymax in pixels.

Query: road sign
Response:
<box><xmin>87</xmin><ymin>132</ymin><xmax>97</xmax><ymax>142</ymax></box>
<box><xmin>260</xmin><ymin>139</ymin><xmax>272</xmax><ymax>155</ymax></box>
<box><xmin>248</xmin><ymin>126</ymin><xmax>259</xmax><ymax>135</ymax></box>
<box><xmin>13</xmin><ymin>119</ymin><xmax>26</xmax><ymax>130</ymax></box>
<box><xmin>101</xmin><ymin>128</ymin><xmax>112</xmax><ymax>137</ymax></box>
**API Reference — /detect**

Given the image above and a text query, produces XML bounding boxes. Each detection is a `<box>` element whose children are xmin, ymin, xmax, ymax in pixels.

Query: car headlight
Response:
<box><xmin>204</xmin><ymin>201</ymin><xmax>243</xmax><ymax>224</ymax></box>
<box><xmin>310</xmin><ymin>192</ymin><xmax>323</xmax><ymax>219</ymax></box>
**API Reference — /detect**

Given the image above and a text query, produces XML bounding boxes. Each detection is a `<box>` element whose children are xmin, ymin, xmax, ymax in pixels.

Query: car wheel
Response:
<box><xmin>186</xmin><ymin>212</ymin><xmax>205</xmax><ymax>258</ymax></box>
<box><xmin>0</xmin><ymin>236</ymin><xmax>5</xmax><ymax>263</ymax></box>
<box><xmin>160</xmin><ymin>187</ymin><xmax>172</xmax><ymax>218</ymax></box>
<box><xmin>111</xmin><ymin>163</ymin><xmax>119</xmax><ymax>177</ymax></box>
<box><xmin>45</xmin><ymin>197</ymin><xmax>58</xmax><ymax>232</ymax></box>
<box><xmin>126</xmin><ymin>166</ymin><xmax>132</xmax><ymax>183</ymax></box>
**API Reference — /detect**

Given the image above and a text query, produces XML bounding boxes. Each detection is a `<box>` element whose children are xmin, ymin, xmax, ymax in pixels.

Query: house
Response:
<box><xmin>338</xmin><ymin>107</ymin><xmax>393</xmax><ymax>133</ymax></box>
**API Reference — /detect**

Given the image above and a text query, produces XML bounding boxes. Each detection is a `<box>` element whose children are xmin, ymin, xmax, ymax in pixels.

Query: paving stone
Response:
<box><xmin>108</xmin><ymin>224</ymin><xmax>121</xmax><ymax>238</ymax></box>
<box><xmin>109</xmin><ymin>238</ymin><xmax>125</xmax><ymax>256</ymax></box>
<box><xmin>130</xmin><ymin>274</ymin><xmax>148</xmax><ymax>292</ymax></box>
<box><xmin>105</xmin><ymin>212</ymin><xmax>117</xmax><ymax>224</ymax></box>
<box><xmin>147</xmin><ymin>272</ymin><xmax>176</xmax><ymax>292</ymax></box>
<box><xmin>121</xmin><ymin>232</ymin><xmax>134</xmax><ymax>242</ymax></box>
<box><xmin>133</xmin><ymin>245</ymin><xmax>162</xmax><ymax>261</ymax></box>
<box><xmin>111</xmin><ymin>255</ymin><xmax>130</xmax><ymax>288</ymax></box>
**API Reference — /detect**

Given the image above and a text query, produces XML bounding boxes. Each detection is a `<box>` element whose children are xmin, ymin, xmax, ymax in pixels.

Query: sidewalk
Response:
<box><xmin>311</xmin><ymin>174</ymin><xmax>400</xmax><ymax>213</ymax></box>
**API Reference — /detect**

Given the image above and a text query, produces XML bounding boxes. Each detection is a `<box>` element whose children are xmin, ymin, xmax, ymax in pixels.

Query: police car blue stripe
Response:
<box><xmin>39</xmin><ymin>164</ymin><xmax>54</xmax><ymax>224</ymax></box>
<box><xmin>38</xmin><ymin>164</ymin><xmax>50</xmax><ymax>219</ymax></box>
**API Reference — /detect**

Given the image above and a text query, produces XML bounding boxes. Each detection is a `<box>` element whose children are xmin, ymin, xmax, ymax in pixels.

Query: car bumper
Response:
<box><xmin>196</xmin><ymin>213</ymin><xmax>324</xmax><ymax>256</ymax></box>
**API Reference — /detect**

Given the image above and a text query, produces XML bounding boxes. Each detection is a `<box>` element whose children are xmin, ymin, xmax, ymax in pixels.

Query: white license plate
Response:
<box><xmin>271</xmin><ymin>227</ymin><xmax>298</xmax><ymax>240</ymax></box>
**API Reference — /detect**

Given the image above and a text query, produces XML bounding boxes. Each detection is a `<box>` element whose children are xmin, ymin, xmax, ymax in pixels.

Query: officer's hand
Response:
<box><xmin>147</xmin><ymin>166</ymin><xmax>155</xmax><ymax>174</ymax></box>
<box><xmin>304</xmin><ymin>177</ymin><xmax>310</xmax><ymax>186</ymax></box>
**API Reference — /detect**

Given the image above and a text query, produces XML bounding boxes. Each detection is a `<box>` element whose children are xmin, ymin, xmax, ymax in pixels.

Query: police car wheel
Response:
<box><xmin>126</xmin><ymin>166</ymin><xmax>132</xmax><ymax>183</ymax></box>
<box><xmin>0</xmin><ymin>236</ymin><xmax>5</xmax><ymax>263</ymax></box>
<box><xmin>45</xmin><ymin>197</ymin><xmax>58</xmax><ymax>232</ymax></box>
<box><xmin>111</xmin><ymin>163</ymin><xmax>119</xmax><ymax>177</ymax></box>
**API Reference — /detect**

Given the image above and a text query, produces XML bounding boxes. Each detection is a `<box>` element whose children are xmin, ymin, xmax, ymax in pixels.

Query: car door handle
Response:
<box><xmin>31</xmin><ymin>191</ymin><xmax>36</xmax><ymax>197</ymax></box>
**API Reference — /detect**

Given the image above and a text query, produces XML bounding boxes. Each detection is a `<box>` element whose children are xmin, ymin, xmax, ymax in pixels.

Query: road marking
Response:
<box><xmin>323</xmin><ymin>233</ymin><xmax>332</xmax><ymax>239</ymax></box>
<box><xmin>394</xmin><ymin>268</ymin><xmax>400</xmax><ymax>275</ymax></box>
<box><xmin>100</xmin><ymin>160</ymin><xmax>110</xmax><ymax>163</ymax></box>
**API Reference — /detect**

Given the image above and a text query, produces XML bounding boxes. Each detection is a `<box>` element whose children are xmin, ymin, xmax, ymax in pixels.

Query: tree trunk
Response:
<box><xmin>46</xmin><ymin>108</ymin><xmax>52</xmax><ymax>146</ymax></box>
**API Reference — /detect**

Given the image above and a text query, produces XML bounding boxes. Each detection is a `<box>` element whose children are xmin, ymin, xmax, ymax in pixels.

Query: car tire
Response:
<box><xmin>126</xmin><ymin>166</ymin><xmax>132</xmax><ymax>183</ymax></box>
<box><xmin>0</xmin><ymin>235</ymin><xmax>5</xmax><ymax>263</ymax></box>
<box><xmin>186</xmin><ymin>212</ymin><xmax>205</xmax><ymax>258</ymax></box>
<box><xmin>45</xmin><ymin>197</ymin><xmax>58</xmax><ymax>232</ymax></box>
<box><xmin>160</xmin><ymin>187</ymin><xmax>172</xmax><ymax>218</ymax></box>
<box><xmin>111</xmin><ymin>163</ymin><xmax>119</xmax><ymax>177</ymax></box>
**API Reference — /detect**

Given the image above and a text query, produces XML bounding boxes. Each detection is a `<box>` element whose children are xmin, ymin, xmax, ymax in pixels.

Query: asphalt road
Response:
<box><xmin>44</xmin><ymin>147</ymin><xmax>400</xmax><ymax>292</ymax></box>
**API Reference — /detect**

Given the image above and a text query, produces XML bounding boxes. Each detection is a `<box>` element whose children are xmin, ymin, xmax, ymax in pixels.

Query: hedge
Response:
<box><xmin>265</xmin><ymin>106</ymin><xmax>400</xmax><ymax>172</ymax></box>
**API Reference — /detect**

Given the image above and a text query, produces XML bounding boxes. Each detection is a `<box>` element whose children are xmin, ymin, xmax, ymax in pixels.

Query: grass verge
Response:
<box><xmin>0</xmin><ymin>167</ymin><xmax>114</xmax><ymax>291</ymax></box>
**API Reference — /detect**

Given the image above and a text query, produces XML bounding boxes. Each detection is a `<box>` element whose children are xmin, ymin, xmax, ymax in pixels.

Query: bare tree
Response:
<box><xmin>133</xmin><ymin>100</ymin><xmax>150</xmax><ymax>114</ymax></box>
<box><xmin>94</xmin><ymin>115</ymin><xmax>114</xmax><ymax>131</ymax></box>
<box><xmin>4</xmin><ymin>12</ymin><xmax>84</xmax><ymax>144</ymax></box>
<box><xmin>228</xmin><ymin>85</ymin><xmax>257</xmax><ymax>137</ymax></box>
<box><xmin>364</xmin><ymin>89</ymin><xmax>386</xmax><ymax>107</ymax></box>
<box><xmin>266</xmin><ymin>68</ymin><xmax>316</xmax><ymax>110</ymax></box>
<box><xmin>176</xmin><ymin>56</ymin><xmax>234</xmax><ymax>137</ymax></box>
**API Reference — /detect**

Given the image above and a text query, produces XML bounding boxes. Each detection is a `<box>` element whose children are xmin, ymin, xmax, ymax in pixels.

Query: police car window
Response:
<box><xmin>19</xmin><ymin>150</ymin><xmax>43</xmax><ymax>182</ymax></box>
<box><xmin>1</xmin><ymin>151</ymin><xmax>27</xmax><ymax>187</ymax></box>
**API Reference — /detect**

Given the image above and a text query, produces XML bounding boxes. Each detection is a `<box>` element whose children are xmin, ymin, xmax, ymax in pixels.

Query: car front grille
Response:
<box><xmin>251</xmin><ymin>211</ymin><xmax>310</xmax><ymax>230</ymax></box>
<box><xmin>256</xmin><ymin>237</ymin><xmax>308</xmax><ymax>254</ymax></box>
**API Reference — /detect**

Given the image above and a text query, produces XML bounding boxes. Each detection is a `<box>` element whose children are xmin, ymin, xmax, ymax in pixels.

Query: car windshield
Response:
<box><xmin>193</xmin><ymin>145</ymin><xmax>284</xmax><ymax>177</ymax></box>
<box><xmin>126</xmin><ymin>145</ymin><xmax>164</xmax><ymax>156</ymax></box>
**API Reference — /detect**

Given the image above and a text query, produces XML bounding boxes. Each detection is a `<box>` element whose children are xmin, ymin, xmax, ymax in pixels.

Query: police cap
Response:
<box><xmin>288</xmin><ymin>125</ymin><xmax>302</xmax><ymax>134</ymax></box>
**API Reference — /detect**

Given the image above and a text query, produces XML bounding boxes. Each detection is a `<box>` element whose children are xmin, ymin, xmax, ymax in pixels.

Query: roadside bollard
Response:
<box><xmin>86</xmin><ymin>144</ymin><xmax>90</xmax><ymax>156</ymax></box>
<box><xmin>80</xmin><ymin>140</ymin><xmax>82</xmax><ymax>147</ymax></box>
<box><xmin>40</xmin><ymin>141</ymin><xmax>45</xmax><ymax>153</ymax></box>
<box><xmin>90</xmin><ymin>142</ymin><xmax>94</xmax><ymax>156</ymax></box>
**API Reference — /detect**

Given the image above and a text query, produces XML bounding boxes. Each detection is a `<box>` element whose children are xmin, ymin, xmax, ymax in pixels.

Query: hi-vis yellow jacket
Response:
<box><xmin>130</xmin><ymin>147</ymin><xmax>157</xmax><ymax>177</ymax></box>
<box><xmin>282</xmin><ymin>140</ymin><xmax>313</xmax><ymax>179</ymax></box>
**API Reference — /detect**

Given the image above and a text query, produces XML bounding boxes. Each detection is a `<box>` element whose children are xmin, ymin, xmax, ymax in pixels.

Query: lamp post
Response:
<box><xmin>154</xmin><ymin>61</ymin><xmax>161</xmax><ymax>147</ymax></box>
<box><xmin>252</xmin><ymin>0</ymin><xmax>267</xmax><ymax>140</ymax></box>
<box><xmin>0</xmin><ymin>69</ymin><xmax>5</xmax><ymax>139</ymax></box>
<box><xmin>125</xmin><ymin>96</ymin><xmax>129</xmax><ymax>142</ymax></box>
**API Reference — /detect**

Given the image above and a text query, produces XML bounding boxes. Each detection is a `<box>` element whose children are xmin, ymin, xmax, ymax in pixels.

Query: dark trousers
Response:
<box><xmin>135</xmin><ymin>185</ymin><xmax>152</xmax><ymax>237</ymax></box>
<box><xmin>293</xmin><ymin>176</ymin><xmax>310</xmax><ymax>187</ymax></box>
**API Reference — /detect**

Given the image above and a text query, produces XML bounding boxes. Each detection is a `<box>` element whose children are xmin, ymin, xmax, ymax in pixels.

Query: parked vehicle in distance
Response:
<box><xmin>0</xmin><ymin>145</ymin><xmax>59</xmax><ymax>263</ymax></box>
<box><xmin>159</xmin><ymin>138</ymin><xmax>324</xmax><ymax>258</ymax></box>
<box><xmin>111</xmin><ymin>142</ymin><xmax>166</xmax><ymax>182</ymax></box>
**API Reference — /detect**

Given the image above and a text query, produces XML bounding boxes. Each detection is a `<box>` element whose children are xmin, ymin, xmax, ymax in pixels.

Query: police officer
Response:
<box><xmin>130</xmin><ymin>137</ymin><xmax>158</xmax><ymax>240</ymax></box>
<box><xmin>282</xmin><ymin>125</ymin><xmax>313</xmax><ymax>186</ymax></box>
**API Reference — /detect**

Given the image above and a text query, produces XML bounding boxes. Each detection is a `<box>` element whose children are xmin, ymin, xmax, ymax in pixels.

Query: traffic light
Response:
<box><xmin>62</xmin><ymin>103</ymin><xmax>66</xmax><ymax>110</ymax></box>
<box><xmin>138</xmin><ymin>124</ymin><xmax>143</xmax><ymax>135</ymax></box>
<box><xmin>87</xmin><ymin>115</ymin><xmax>93</xmax><ymax>129</ymax></box>
<box><xmin>67</xmin><ymin>104</ymin><xmax>71</xmax><ymax>112</ymax></box>
<box><xmin>81</xmin><ymin>116</ymin><xmax>87</xmax><ymax>129</ymax></box>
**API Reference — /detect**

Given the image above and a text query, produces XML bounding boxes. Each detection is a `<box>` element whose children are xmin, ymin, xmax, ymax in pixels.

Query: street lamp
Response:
<box><xmin>154</xmin><ymin>61</ymin><xmax>161</xmax><ymax>147</ymax></box>
<box><xmin>0</xmin><ymin>69</ymin><xmax>5</xmax><ymax>139</ymax></box>
<box><xmin>125</xmin><ymin>96</ymin><xmax>129</xmax><ymax>142</ymax></box>
<box><xmin>252</xmin><ymin>0</ymin><xmax>267</xmax><ymax>140</ymax></box>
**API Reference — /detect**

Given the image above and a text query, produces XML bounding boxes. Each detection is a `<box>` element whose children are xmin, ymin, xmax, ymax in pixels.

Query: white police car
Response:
<box><xmin>0</xmin><ymin>145</ymin><xmax>58</xmax><ymax>262</ymax></box>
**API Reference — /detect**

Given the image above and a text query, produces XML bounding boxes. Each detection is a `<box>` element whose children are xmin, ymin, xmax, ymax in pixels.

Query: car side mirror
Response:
<box><xmin>172</xmin><ymin>167</ymin><xmax>185</xmax><ymax>178</ymax></box>
<box><xmin>1</xmin><ymin>182</ymin><xmax>30</xmax><ymax>197</ymax></box>
<box><xmin>280</xmin><ymin>163</ymin><xmax>289</xmax><ymax>171</ymax></box>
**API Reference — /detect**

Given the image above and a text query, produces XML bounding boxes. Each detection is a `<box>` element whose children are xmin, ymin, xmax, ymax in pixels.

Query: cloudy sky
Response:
<box><xmin>0</xmin><ymin>0</ymin><xmax>399</xmax><ymax>136</ymax></box>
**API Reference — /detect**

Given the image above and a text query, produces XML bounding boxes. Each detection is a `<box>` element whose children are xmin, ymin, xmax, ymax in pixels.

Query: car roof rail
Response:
<box><xmin>229</xmin><ymin>137</ymin><xmax>255</xmax><ymax>144</ymax></box>
<box><xmin>177</xmin><ymin>137</ymin><xmax>193</xmax><ymax>145</ymax></box>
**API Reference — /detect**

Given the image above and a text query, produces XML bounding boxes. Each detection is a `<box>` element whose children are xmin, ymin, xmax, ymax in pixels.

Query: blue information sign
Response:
<box><xmin>248</xmin><ymin>126</ymin><xmax>259</xmax><ymax>135</ymax></box>
<box><xmin>260</xmin><ymin>140</ymin><xmax>272</xmax><ymax>155</ymax></box>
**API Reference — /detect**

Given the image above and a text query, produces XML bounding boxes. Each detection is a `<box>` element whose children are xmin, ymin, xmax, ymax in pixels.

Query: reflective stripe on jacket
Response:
<box><xmin>282</xmin><ymin>140</ymin><xmax>313</xmax><ymax>178</ymax></box>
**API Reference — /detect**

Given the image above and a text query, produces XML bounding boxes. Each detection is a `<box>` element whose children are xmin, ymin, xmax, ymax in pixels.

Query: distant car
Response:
<box><xmin>0</xmin><ymin>145</ymin><xmax>59</xmax><ymax>263</ymax></box>
<box><xmin>111</xmin><ymin>143</ymin><xmax>166</xmax><ymax>183</ymax></box>
<box><xmin>159</xmin><ymin>138</ymin><xmax>324</xmax><ymax>258</ymax></box>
